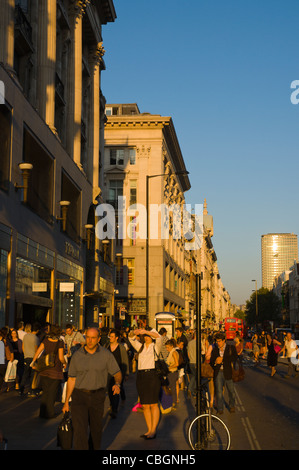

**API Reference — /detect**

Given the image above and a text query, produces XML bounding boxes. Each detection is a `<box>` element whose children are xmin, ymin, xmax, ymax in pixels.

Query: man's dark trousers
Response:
<box><xmin>71</xmin><ymin>388</ymin><xmax>106</xmax><ymax>450</ymax></box>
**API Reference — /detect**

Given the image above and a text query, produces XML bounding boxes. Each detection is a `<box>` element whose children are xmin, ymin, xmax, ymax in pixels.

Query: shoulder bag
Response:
<box><xmin>154</xmin><ymin>348</ymin><xmax>169</xmax><ymax>384</ymax></box>
<box><xmin>201</xmin><ymin>361</ymin><xmax>214</xmax><ymax>378</ymax></box>
<box><xmin>232</xmin><ymin>357</ymin><xmax>245</xmax><ymax>382</ymax></box>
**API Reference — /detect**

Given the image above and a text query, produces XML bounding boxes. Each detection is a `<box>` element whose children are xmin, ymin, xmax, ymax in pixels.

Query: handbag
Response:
<box><xmin>201</xmin><ymin>361</ymin><xmax>214</xmax><ymax>378</ymax></box>
<box><xmin>34</xmin><ymin>341</ymin><xmax>59</xmax><ymax>372</ymax></box>
<box><xmin>232</xmin><ymin>358</ymin><xmax>245</xmax><ymax>382</ymax></box>
<box><xmin>154</xmin><ymin>349</ymin><xmax>169</xmax><ymax>383</ymax></box>
<box><xmin>274</xmin><ymin>344</ymin><xmax>281</xmax><ymax>354</ymax></box>
<box><xmin>57</xmin><ymin>412</ymin><xmax>73</xmax><ymax>450</ymax></box>
<box><xmin>4</xmin><ymin>360</ymin><xmax>18</xmax><ymax>382</ymax></box>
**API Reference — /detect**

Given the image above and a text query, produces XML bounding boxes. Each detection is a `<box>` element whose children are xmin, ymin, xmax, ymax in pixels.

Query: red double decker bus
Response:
<box><xmin>224</xmin><ymin>318</ymin><xmax>238</xmax><ymax>339</ymax></box>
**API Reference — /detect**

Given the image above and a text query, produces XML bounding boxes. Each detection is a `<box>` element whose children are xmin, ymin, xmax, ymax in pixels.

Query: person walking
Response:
<box><xmin>106</xmin><ymin>329</ymin><xmax>129</xmax><ymax>418</ymax></box>
<box><xmin>210</xmin><ymin>332</ymin><xmax>238</xmax><ymax>414</ymax></box>
<box><xmin>0</xmin><ymin>328</ymin><xmax>14</xmax><ymax>392</ymax></box>
<box><xmin>252</xmin><ymin>333</ymin><xmax>261</xmax><ymax>364</ymax></box>
<box><xmin>234</xmin><ymin>334</ymin><xmax>244</xmax><ymax>364</ymax></box>
<box><xmin>187</xmin><ymin>332</ymin><xmax>196</xmax><ymax>397</ymax></box>
<box><xmin>31</xmin><ymin>325</ymin><xmax>66</xmax><ymax>419</ymax></box>
<box><xmin>128</xmin><ymin>327</ymin><xmax>162</xmax><ymax>440</ymax></box>
<box><xmin>62</xmin><ymin>327</ymin><xmax>122</xmax><ymax>450</ymax></box>
<box><xmin>64</xmin><ymin>324</ymin><xmax>85</xmax><ymax>364</ymax></box>
<box><xmin>0</xmin><ymin>329</ymin><xmax>9</xmax><ymax>392</ymax></box>
<box><xmin>165</xmin><ymin>339</ymin><xmax>179</xmax><ymax>409</ymax></box>
<box><xmin>8</xmin><ymin>329</ymin><xmax>24</xmax><ymax>391</ymax></box>
<box><xmin>158</xmin><ymin>328</ymin><xmax>169</xmax><ymax>361</ymax></box>
<box><xmin>281</xmin><ymin>332</ymin><xmax>298</xmax><ymax>379</ymax></box>
<box><xmin>266</xmin><ymin>333</ymin><xmax>282</xmax><ymax>377</ymax></box>
<box><xmin>260</xmin><ymin>331</ymin><xmax>267</xmax><ymax>359</ymax></box>
<box><xmin>19</xmin><ymin>323</ymin><xmax>40</xmax><ymax>396</ymax></box>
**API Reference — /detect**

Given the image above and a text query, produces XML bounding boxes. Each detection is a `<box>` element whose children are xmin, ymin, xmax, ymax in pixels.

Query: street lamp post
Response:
<box><xmin>195</xmin><ymin>273</ymin><xmax>202</xmax><ymax>416</ymax></box>
<box><xmin>145</xmin><ymin>170</ymin><xmax>189</xmax><ymax>325</ymax></box>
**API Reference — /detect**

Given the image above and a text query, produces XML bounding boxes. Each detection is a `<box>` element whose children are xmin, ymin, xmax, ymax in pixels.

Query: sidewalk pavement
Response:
<box><xmin>101</xmin><ymin>372</ymin><xmax>195</xmax><ymax>451</ymax></box>
<box><xmin>0</xmin><ymin>371</ymin><xmax>196</xmax><ymax>451</ymax></box>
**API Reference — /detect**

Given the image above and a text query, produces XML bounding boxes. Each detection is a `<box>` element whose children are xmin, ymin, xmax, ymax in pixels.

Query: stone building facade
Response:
<box><xmin>0</xmin><ymin>0</ymin><xmax>116</xmax><ymax>329</ymax></box>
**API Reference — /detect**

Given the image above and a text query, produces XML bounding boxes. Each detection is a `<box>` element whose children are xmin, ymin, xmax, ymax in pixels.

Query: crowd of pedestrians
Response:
<box><xmin>1</xmin><ymin>318</ymin><xmax>298</xmax><ymax>449</ymax></box>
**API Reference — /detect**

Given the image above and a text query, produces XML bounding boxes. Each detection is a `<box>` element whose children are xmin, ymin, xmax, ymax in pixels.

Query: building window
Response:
<box><xmin>0</xmin><ymin>104</ymin><xmax>12</xmax><ymax>192</ymax></box>
<box><xmin>110</xmin><ymin>149</ymin><xmax>124</xmax><ymax>166</ymax></box>
<box><xmin>129</xmin><ymin>217</ymin><xmax>137</xmax><ymax>246</ymax></box>
<box><xmin>129</xmin><ymin>180</ymin><xmax>137</xmax><ymax>206</ymax></box>
<box><xmin>108</xmin><ymin>180</ymin><xmax>123</xmax><ymax>206</ymax></box>
<box><xmin>127</xmin><ymin>259</ymin><xmax>135</xmax><ymax>285</ymax></box>
<box><xmin>129</xmin><ymin>148</ymin><xmax>136</xmax><ymax>165</ymax></box>
<box><xmin>61</xmin><ymin>171</ymin><xmax>81</xmax><ymax>243</ymax></box>
<box><xmin>23</xmin><ymin>127</ymin><xmax>54</xmax><ymax>224</ymax></box>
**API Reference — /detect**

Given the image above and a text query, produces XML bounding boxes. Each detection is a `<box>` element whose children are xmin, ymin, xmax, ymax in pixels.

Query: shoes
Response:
<box><xmin>145</xmin><ymin>434</ymin><xmax>156</xmax><ymax>440</ymax></box>
<box><xmin>284</xmin><ymin>375</ymin><xmax>291</xmax><ymax>379</ymax></box>
<box><xmin>217</xmin><ymin>410</ymin><xmax>224</xmax><ymax>415</ymax></box>
<box><xmin>171</xmin><ymin>405</ymin><xmax>177</xmax><ymax>411</ymax></box>
<box><xmin>229</xmin><ymin>407</ymin><xmax>235</xmax><ymax>413</ymax></box>
<box><xmin>109</xmin><ymin>411</ymin><xmax>117</xmax><ymax>419</ymax></box>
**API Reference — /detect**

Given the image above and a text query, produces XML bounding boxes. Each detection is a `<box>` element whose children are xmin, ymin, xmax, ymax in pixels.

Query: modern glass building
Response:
<box><xmin>261</xmin><ymin>233</ymin><xmax>298</xmax><ymax>290</ymax></box>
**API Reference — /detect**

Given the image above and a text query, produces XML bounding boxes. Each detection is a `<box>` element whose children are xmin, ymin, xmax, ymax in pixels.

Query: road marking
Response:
<box><xmin>235</xmin><ymin>389</ymin><xmax>261</xmax><ymax>450</ymax></box>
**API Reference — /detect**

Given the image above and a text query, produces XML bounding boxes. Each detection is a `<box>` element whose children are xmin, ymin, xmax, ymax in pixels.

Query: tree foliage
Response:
<box><xmin>245</xmin><ymin>287</ymin><xmax>281</xmax><ymax>327</ymax></box>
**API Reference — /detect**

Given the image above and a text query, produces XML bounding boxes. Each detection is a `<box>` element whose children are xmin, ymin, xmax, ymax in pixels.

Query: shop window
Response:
<box><xmin>23</xmin><ymin>127</ymin><xmax>54</xmax><ymax>223</ymax></box>
<box><xmin>0</xmin><ymin>104</ymin><xmax>12</xmax><ymax>192</ymax></box>
<box><xmin>15</xmin><ymin>257</ymin><xmax>51</xmax><ymax>298</ymax></box>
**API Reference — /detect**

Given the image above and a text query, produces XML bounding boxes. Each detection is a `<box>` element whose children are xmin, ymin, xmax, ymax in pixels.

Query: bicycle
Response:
<box><xmin>188</xmin><ymin>380</ymin><xmax>231</xmax><ymax>450</ymax></box>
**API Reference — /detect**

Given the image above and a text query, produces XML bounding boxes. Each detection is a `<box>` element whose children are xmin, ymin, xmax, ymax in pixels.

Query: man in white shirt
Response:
<box><xmin>17</xmin><ymin>321</ymin><xmax>27</xmax><ymax>341</ymax></box>
<box><xmin>281</xmin><ymin>332</ymin><xmax>298</xmax><ymax>378</ymax></box>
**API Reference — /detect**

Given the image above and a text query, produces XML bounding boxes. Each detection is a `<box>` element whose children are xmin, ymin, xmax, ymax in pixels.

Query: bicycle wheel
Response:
<box><xmin>188</xmin><ymin>413</ymin><xmax>231</xmax><ymax>450</ymax></box>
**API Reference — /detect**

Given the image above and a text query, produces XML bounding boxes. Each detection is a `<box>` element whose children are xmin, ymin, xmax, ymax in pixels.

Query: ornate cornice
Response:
<box><xmin>69</xmin><ymin>0</ymin><xmax>90</xmax><ymax>18</ymax></box>
<box><xmin>89</xmin><ymin>42</ymin><xmax>106</xmax><ymax>71</ymax></box>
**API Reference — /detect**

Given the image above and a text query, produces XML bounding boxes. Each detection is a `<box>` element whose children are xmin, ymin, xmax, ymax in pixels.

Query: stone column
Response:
<box><xmin>66</xmin><ymin>0</ymin><xmax>86</xmax><ymax>166</ymax></box>
<box><xmin>37</xmin><ymin>0</ymin><xmax>57</xmax><ymax>133</ymax></box>
<box><xmin>0</xmin><ymin>0</ymin><xmax>15</xmax><ymax>73</ymax></box>
<box><xmin>88</xmin><ymin>42</ymin><xmax>105</xmax><ymax>201</ymax></box>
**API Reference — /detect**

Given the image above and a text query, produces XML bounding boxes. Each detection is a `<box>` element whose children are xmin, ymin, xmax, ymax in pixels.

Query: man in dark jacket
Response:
<box><xmin>210</xmin><ymin>332</ymin><xmax>238</xmax><ymax>414</ymax></box>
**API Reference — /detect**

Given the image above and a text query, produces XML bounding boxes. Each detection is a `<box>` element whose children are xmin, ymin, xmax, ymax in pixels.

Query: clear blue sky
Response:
<box><xmin>101</xmin><ymin>0</ymin><xmax>299</xmax><ymax>306</ymax></box>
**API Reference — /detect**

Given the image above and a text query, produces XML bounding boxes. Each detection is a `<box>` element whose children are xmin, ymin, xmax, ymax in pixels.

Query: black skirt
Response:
<box><xmin>136</xmin><ymin>369</ymin><xmax>161</xmax><ymax>405</ymax></box>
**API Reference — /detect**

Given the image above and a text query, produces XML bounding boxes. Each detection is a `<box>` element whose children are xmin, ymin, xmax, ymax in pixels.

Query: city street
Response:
<box><xmin>0</xmin><ymin>354</ymin><xmax>298</xmax><ymax>451</ymax></box>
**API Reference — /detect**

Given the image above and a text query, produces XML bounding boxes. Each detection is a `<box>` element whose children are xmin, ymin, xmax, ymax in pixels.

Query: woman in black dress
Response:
<box><xmin>266</xmin><ymin>334</ymin><xmax>282</xmax><ymax>377</ymax></box>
